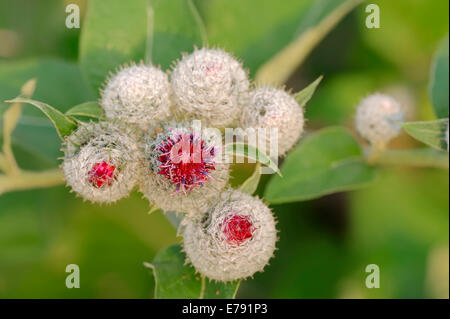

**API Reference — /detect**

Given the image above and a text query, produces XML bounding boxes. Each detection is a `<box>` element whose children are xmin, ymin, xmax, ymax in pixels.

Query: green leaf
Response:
<box><xmin>0</xmin><ymin>59</ymin><xmax>95</xmax><ymax>166</ymax></box>
<box><xmin>150</xmin><ymin>0</ymin><xmax>203</xmax><ymax>68</ymax></box>
<box><xmin>201</xmin><ymin>0</ymin><xmax>359</xmax><ymax>77</ymax></box>
<box><xmin>79</xmin><ymin>0</ymin><xmax>203</xmax><ymax>91</ymax></box>
<box><xmin>225</xmin><ymin>143</ymin><xmax>281</xmax><ymax>176</ymax></box>
<box><xmin>429</xmin><ymin>36</ymin><xmax>449</xmax><ymax>119</ymax></box>
<box><xmin>265</xmin><ymin>127</ymin><xmax>376</xmax><ymax>204</ymax></box>
<box><xmin>254</xmin><ymin>0</ymin><xmax>362</xmax><ymax>83</ymax></box>
<box><xmin>79</xmin><ymin>0</ymin><xmax>151</xmax><ymax>91</ymax></box>
<box><xmin>295</xmin><ymin>76</ymin><xmax>323</xmax><ymax>107</ymax></box>
<box><xmin>65</xmin><ymin>102</ymin><xmax>104</xmax><ymax>120</ymax></box>
<box><xmin>145</xmin><ymin>244</ymin><xmax>240</xmax><ymax>299</ymax></box>
<box><xmin>5</xmin><ymin>98</ymin><xmax>77</xmax><ymax>139</ymax></box>
<box><xmin>401</xmin><ymin>119</ymin><xmax>449</xmax><ymax>151</ymax></box>
<box><xmin>239</xmin><ymin>163</ymin><xmax>262</xmax><ymax>195</ymax></box>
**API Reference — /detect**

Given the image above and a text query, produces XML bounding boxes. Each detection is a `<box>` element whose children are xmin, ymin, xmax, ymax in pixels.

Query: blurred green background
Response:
<box><xmin>0</xmin><ymin>0</ymin><xmax>448</xmax><ymax>298</ymax></box>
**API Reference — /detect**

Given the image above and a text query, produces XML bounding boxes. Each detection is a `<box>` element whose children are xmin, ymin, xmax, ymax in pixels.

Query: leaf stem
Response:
<box><xmin>366</xmin><ymin>143</ymin><xmax>386</xmax><ymax>165</ymax></box>
<box><xmin>255</xmin><ymin>0</ymin><xmax>362</xmax><ymax>84</ymax></box>
<box><xmin>0</xmin><ymin>169</ymin><xmax>64</xmax><ymax>195</ymax></box>
<box><xmin>371</xmin><ymin>148</ymin><xmax>449</xmax><ymax>169</ymax></box>
<box><xmin>2</xmin><ymin>103</ymin><xmax>22</xmax><ymax>174</ymax></box>
<box><xmin>1</xmin><ymin>78</ymin><xmax>37</xmax><ymax>175</ymax></box>
<box><xmin>0</xmin><ymin>153</ymin><xmax>8</xmax><ymax>172</ymax></box>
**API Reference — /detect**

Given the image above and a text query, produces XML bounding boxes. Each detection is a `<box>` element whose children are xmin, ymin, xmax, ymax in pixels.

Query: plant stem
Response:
<box><xmin>0</xmin><ymin>169</ymin><xmax>64</xmax><ymax>195</ymax></box>
<box><xmin>255</xmin><ymin>0</ymin><xmax>363</xmax><ymax>84</ymax></box>
<box><xmin>2</xmin><ymin>103</ymin><xmax>22</xmax><ymax>174</ymax></box>
<box><xmin>0</xmin><ymin>153</ymin><xmax>9</xmax><ymax>172</ymax></box>
<box><xmin>1</xmin><ymin>78</ymin><xmax>37</xmax><ymax>175</ymax></box>
<box><xmin>373</xmin><ymin>149</ymin><xmax>449</xmax><ymax>169</ymax></box>
<box><xmin>366</xmin><ymin>143</ymin><xmax>386</xmax><ymax>165</ymax></box>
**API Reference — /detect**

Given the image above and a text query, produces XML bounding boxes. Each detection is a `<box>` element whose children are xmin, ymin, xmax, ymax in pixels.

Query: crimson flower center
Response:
<box><xmin>89</xmin><ymin>161</ymin><xmax>116</xmax><ymax>188</ymax></box>
<box><xmin>222</xmin><ymin>214</ymin><xmax>254</xmax><ymax>244</ymax></box>
<box><xmin>156</xmin><ymin>133</ymin><xmax>215</xmax><ymax>192</ymax></box>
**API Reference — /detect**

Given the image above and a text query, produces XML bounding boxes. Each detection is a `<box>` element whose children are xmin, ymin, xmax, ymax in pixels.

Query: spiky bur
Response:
<box><xmin>240</xmin><ymin>86</ymin><xmax>305</xmax><ymax>156</ymax></box>
<box><xmin>182</xmin><ymin>189</ymin><xmax>278</xmax><ymax>282</ymax></box>
<box><xmin>62</xmin><ymin>122</ymin><xmax>140</xmax><ymax>203</ymax></box>
<box><xmin>101</xmin><ymin>63</ymin><xmax>171</xmax><ymax>127</ymax></box>
<box><xmin>355</xmin><ymin>93</ymin><xmax>405</xmax><ymax>146</ymax></box>
<box><xmin>170</xmin><ymin>48</ymin><xmax>249</xmax><ymax>127</ymax></box>
<box><xmin>139</xmin><ymin>123</ymin><xmax>229</xmax><ymax>219</ymax></box>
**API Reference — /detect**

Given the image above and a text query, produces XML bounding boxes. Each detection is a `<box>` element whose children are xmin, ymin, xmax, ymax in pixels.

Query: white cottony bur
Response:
<box><xmin>171</xmin><ymin>48</ymin><xmax>249</xmax><ymax>127</ymax></box>
<box><xmin>139</xmin><ymin>123</ymin><xmax>229</xmax><ymax>220</ymax></box>
<box><xmin>182</xmin><ymin>190</ymin><xmax>277</xmax><ymax>282</ymax></box>
<box><xmin>62</xmin><ymin>122</ymin><xmax>140</xmax><ymax>203</ymax></box>
<box><xmin>355</xmin><ymin>93</ymin><xmax>405</xmax><ymax>145</ymax></box>
<box><xmin>101</xmin><ymin>63</ymin><xmax>171</xmax><ymax>126</ymax></box>
<box><xmin>240</xmin><ymin>86</ymin><xmax>305</xmax><ymax>156</ymax></box>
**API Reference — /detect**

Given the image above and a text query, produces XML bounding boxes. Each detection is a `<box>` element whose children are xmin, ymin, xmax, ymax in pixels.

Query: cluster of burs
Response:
<box><xmin>62</xmin><ymin>48</ymin><xmax>305</xmax><ymax>282</ymax></box>
<box><xmin>61</xmin><ymin>47</ymin><xmax>410</xmax><ymax>282</ymax></box>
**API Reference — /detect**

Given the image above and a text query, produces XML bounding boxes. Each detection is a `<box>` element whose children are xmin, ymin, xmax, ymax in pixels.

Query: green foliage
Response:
<box><xmin>65</xmin><ymin>102</ymin><xmax>105</xmax><ymax>120</ymax></box>
<box><xmin>349</xmin><ymin>168</ymin><xmax>448</xmax><ymax>298</ymax></box>
<box><xmin>225</xmin><ymin>143</ymin><xmax>281</xmax><ymax>176</ymax></box>
<box><xmin>79</xmin><ymin>0</ymin><xmax>204</xmax><ymax>92</ymax></box>
<box><xmin>0</xmin><ymin>59</ymin><xmax>95</xmax><ymax>166</ymax></box>
<box><xmin>295</xmin><ymin>76</ymin><xmax>323</xmax><ymax>107</ymax></box>
<box><xmin>5</xmin><ymin>98</ymin><xmax>77</xmax><ymax>139</ymax></box>
<box><xmin>359</xmin><ymin>0</ymin><xmax>449</xmax><ymax>75</ymax></box>
<box><xmin>149</xmin><ymin>0</ymin><xmax>204</xmax><ymax>68</ymax></box>
<box><xmin>145</xmin><ymin>244</ymin><xmax>239</xmax><ymax>299</ymax></box>
<box><xmin>401</xmin><ymin>119</ymin><xmax>449</xmax><ymax>151</ymax></box>
<box><xmin>79</xmin><ymin>0</ymin><xmax>151</xmax><ymax>92</ymax></box>
<box><xmin>201</xmin><ymin>0</ymin><xmax>355</xmax><ymax>75</ymax></box>
<box><xmin>265</xmin><ymin>127</ymin><xmax>376</xmax><ymax>203</ymax></box>
<box><xmin>0</xmin><ymin>0</ymin><xmax>448</xmax><ymax>299</ymax></box>
<box><xmin>429</xmin><ymin>36</ymin><xmax>449</xmax><ymax>119</ymax></box>
<box><xmin>239</xmin><ymin>163</ymin><xmax>262</xmax><ymax>195</ymax></box>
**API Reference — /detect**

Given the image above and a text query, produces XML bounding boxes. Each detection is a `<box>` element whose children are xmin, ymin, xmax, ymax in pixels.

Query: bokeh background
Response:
<box><xmin>0</xmin><ymin>0</ymin><xmax>448</xmax><ymax>298</ymax></box>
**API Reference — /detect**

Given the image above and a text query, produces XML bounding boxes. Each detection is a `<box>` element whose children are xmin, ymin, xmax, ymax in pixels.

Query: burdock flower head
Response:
<box><xmin>171</xmin><ymin>48</ymin><xmax>249</xmax><ymax>127</ymax></box>
<box><xmin>240</xmin><ymin>86</ymin><xmax>305</xmax><ymax>156</ymax></box>
<box><xmin>140</xmin><ymin>122</ymin><xmax>229</xmax><ymax>219</ymax></box>
<box><xmin>101</xmin><ymin>62</ymin><xmax>171</xmax><ymax>127</ymax></box>
<box><xmin>355</xmin><ymin>93</ymin><xmax>405</xmax><ymax>146</ymax></box>
<box><xmin>182</xmin><ymin>189</ymin><xmax>278</xmax><ymax>282</ymax></box>
<box><xmin>61</xmin><ymin>121</ymin><xmax>140</xmax><ymax>203</ymax></box>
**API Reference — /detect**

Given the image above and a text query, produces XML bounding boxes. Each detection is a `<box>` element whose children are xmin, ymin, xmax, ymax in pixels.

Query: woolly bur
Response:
<box><xmin>355</xmin><ymin>93</ymin><xmax>405</xmax><ymax>146</ymax></box>
<box><xmin>101</xmin><ymin>63</ymin><xmax>171</xmax><ymax>126</ymax></box>
<box><xmin>139</xmin><ymin>123</ymin><xmax>229</xmax><ymax>219</ymax></box>
<box><xmin>61</xmin><ymin>122</ymin><xmax>140</xmax><ymax>203</ymax></box>
<box><xmin>182</xmin><ymin>190</ymin><xmax>278</xmax><ymax>282</ymax></box>
<box><xmin>171</xmin><ymin>48</ymin><xmax>250</xmax><ymax>127</ymax></box>
<box><xmin>240</xmin><ymin>86</ymin><xmax>305</xmax><ymax>156</ymax></box>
